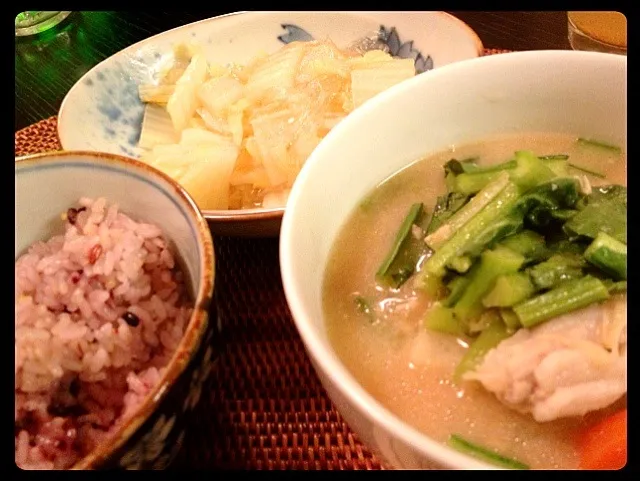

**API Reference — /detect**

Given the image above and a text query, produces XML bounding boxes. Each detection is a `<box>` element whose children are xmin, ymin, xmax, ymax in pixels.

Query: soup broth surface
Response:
<box><xmin>323</xmin><ymin>132</ymin><xmax>626</xmax><ymax>469</ymax></box>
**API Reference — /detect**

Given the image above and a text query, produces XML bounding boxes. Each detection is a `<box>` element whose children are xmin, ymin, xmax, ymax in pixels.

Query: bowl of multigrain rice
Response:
<box><xmin>15</xmin><ymin>150</ymin><xmax>216</xmax><ymax>470</ymax></box>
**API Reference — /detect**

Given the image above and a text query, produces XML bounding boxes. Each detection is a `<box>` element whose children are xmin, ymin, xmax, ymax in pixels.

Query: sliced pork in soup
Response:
<box><xmin>467</xmin><ymin>296</ymin><xmax>627</xmax><ymax>422</ymax></box>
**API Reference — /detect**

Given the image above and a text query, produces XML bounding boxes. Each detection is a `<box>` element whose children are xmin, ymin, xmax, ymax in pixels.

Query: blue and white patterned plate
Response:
<box><xmin>57</xmin><ymin>11</ymin><xmax>482</xmax><ymax>236</ymax></box>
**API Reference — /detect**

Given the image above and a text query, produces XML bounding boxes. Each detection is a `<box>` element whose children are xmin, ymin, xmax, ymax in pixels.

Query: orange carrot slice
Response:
<box><xmin>578</xmin><ymin>409</ymin><xmax>627</xmax><ymax>470</ymax></box>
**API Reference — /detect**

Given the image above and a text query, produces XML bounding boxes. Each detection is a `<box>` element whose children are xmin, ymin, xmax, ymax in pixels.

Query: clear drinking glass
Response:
<box><xmin>15</xmin><ymin>11</ymin><xmax>71</xmax><ymax>37</ymax></box>
<box><xmin>567</xmin><ymin>11</ymin><xmax>627</xmax><ymax>55</ymax></box>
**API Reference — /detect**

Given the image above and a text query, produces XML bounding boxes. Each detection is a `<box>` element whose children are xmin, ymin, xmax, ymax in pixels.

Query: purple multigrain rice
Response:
<box><xmin>66</xmin><ymin>206</ymin><xmax>86</xmax><ymax>225</ymax></box>
<box><xmin>122</xmin><ymin>312</ymin><xmax>140</xmax><ymax>327</ymax></box>
<box><xmin>15</xmin><ymin>197</ymin><xmax>193</xmax><ymax>470</ymax></box>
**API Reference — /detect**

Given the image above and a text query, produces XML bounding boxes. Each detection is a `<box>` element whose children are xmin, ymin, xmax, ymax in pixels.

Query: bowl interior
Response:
<box><xmin>280</xmin><ymin>50</ymin><xmax>626</xmax><ymax>468</ymax></box>
<box><xmin>15</xmin><ymin>152</ymin><xmax>207</xmax><ymax>296</ymax></box>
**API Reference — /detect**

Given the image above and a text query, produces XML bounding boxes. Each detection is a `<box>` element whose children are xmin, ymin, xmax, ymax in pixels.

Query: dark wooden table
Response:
<box><xmin>14</xmin><ymin>11</ymin><xmax>571</xmax><ymax>132</ymax></box>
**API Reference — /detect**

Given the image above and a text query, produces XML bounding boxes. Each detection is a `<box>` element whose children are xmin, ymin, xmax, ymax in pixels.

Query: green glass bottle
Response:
<box><xmin>15</xmin><ymin>11</ymin><xmax>71</xmax><ymax>37</ymax></box>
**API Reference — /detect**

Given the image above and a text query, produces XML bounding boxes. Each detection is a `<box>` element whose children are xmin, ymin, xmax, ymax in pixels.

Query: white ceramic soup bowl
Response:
<box><xmin>280</xmin><ymin>50</ymin><xmax>626</xmax><ymax>469</ymax></box>
<box><xmin>15</xmin><ymin>151</ymin><xmax>216</xmax><ymax>469</ymax></box>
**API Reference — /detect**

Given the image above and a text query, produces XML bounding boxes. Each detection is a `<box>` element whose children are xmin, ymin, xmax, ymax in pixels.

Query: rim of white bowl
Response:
<box><xmin>280</xmin><ymin>49</ymin><xmax>626</xmax><ymax>470</ymax></box>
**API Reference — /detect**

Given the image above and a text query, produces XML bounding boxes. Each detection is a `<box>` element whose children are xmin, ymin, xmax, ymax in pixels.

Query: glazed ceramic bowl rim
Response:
<box><xmin>57</xmin><ymin>10</ymin><xmax>483</xmax><ymax>226</ymax></box>
<box><xmin>280</xmin><ymin>50</ymin><xmax>626</xmax><ymax>469</ymax></box>
<box><xmin>15</xmin><ymin>150</ymin><xmax>215</xmax><ymax>469</ymax></box>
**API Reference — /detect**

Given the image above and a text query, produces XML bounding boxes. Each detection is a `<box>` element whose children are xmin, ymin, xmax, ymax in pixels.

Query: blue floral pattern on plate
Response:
<box><xmin>82</xmin><ymin>62</ymin><xmax>146</xmax><ymax>158</ymax></box>
<box><xmin>71</xmin><ymin>18</ymin><xmax>441</xmax><ymax>162</ymax></box>
<box><xmin>278</xmin><ymin>23</ymin><xmax>434</xmax><ymax>74</ymax></box>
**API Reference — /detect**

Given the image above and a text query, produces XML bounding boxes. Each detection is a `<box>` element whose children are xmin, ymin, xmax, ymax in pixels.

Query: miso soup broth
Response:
<box><xmin>323</xmin><ymin>132</ymin><xmax>627</xmax><ymax>469</ymax></box>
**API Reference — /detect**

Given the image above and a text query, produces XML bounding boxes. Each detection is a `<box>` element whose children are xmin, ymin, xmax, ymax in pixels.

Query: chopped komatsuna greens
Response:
<box><xmin>447</xmin><ymin>255</ymin><xmax>474</xmax><ymax>274</ymax></box>
<box><xmin>564</xmin><ymin>185</ymin><xmax>627</xmax><ymax>244</ymax></box>
<box><xmin>497</xmin><ymin>230</ymin><xmax>548</xmax><ymax>264</ymax></box>
<box><xmin>376</xmin><ymin>203</ymin><xmax>430</xmax><ymax>288</ymax></box>
<box><xmin>443</xmin><ymin>275</ymin><xmax>472</xmax><ymax>307</ymax></box>
<box><xmin>513</xmin><ymin>275</ymin><xmax>610</xmax><ymax>328</ymax></box>
<box><xmin>453</xmin><ymin>315</ymin><xmax>511</xmax><ymax>382</ymax></box>
<box><xmin>354</xmin><ymin>295</ymin><xmax>375</xmax><ymax>322</ymax></box>
<box><xmin>426</xmin><ymin>172</ymin><xmax>510</xmax><ymax>249</ymax></box>
<box><xmin>512</xmin><ymin>178</ymin><xmax>581</xmax><ymax>229</ymax></box>
<box><xmin>422</xmin><ymin>177</ymin><xmax>582</xmax><ymax>282</ymax></box>
<box><xmin>453</xmin><ymin>247</ymin><xmax>525</xmax><ymax>325</ymax></box>
<box><xmin>443</xmin><ymin>157</ymin><xmax>482</xmax><ymax>175</ymax></box>
<box><xmin>467</xmin><ymin>309</ymin><xmax>500</xmax><ymax>334</ymax></box>
<box><xmin>576</xmin><ymin>184</ymin><xmax>627</xmax><ymax>210</ymax></box>
<box><xmin>449</xmin><ymin>170</ymin><xmax>506</xmax><ymax>196</ymax></box>
<box><xmin>425</xmin><ymin>192</ymin><xmax>471</xmax><ymax>235</ymax></box>
<box><xmin>538</xmin><ymin>155</ymin><xmax>571</xmax><ymax>176</ymax></box>
<box><xmin>416</xmin><ymin>271</ymin><xmax>446</xmax><ymax>298</ymax></box>
<box><xmin>433</xmin><ymin>160</ymin><xmax>577</xmax><ymax>260</ymax></box>
<box><xmin>499</xmin><ymin>308</ymin><xmax>521</xmax><ymax>330</ymax></box>
<box><xmin>445</xmin><ymin>156</ymin><xmax>549</xmax><ymax>196</ymax></box>
<box><xmin>381</xmin><ymin>148</ymin><xmax>624</xmax><ymax>370</ymax></box>
<box><xmin>576</xmin><ymin>137</ymin><xmax>622</xmax><ymax>153</ymax></box>
<box><xmin>527</xmin><ymin>253</ymin><xmax>586</xmax><ymax>290</ymax></box>
<box><xmin>445</xmin><ymin>158</ymin><xmax>518</xmax><ymax>195</ymax></box>
<box><xmin>424</xmin><ymin>302</ymin><xmax>464</xmax><ymax>335</ymax></box>
<box><xmin>542</xmin><ymin>158</ymin><xmax>570</xmax><ymax>177</ymax></box>
<box><xmin>548</xmin><ymin>209</ymin><xmax>578</xmax><ymax>223</ymax></box>
<box><xmin>606</xmin><ymin>280</ymin><xmax>627</xmax><ymax>294</ymax></box>
<box><xmin>420</xmin><ymin>181</ymin><xmax>521</xmax><ymax>278</ymax></box>
<box><xmin>584</xmin><ymin>232</ymin><xmax>627</xmax><ymax>280</ymax></box>
<box><xmin>509</xmin><ymin>150</ymin><xmax>557</xmax><ymax>192</ymax></box>
<box><xmin>460</xmin><ymin>210</ymin><xmax>525</xmax><ymax>260</ymax></box>
<box><xmin>538</xmin><ymin>154</ymin><xmax>569</xmax><ymax>161</ymax></box>
<box><xmin>447</xmin><ymin>434</ymin><xmax>530</xmax><ymax>470</ymax></box>
<box><xmin>482</xmin><ymin>272</ymin><xmax>537</xmax><ymax>308</ymax></box>
<box><xmin>567</xmin><ymin>162</ymin><xmax>606</xmax><ymax>179</ymax></box>
<box><xmin>443</xmin><ymin>155</ymin><xmax>573</xmax><ymax>196</ymax></box>
<box><xmin>545</xmin><ymin>237</ymin><xmax>588</xmax><ymax>257</ymax></box>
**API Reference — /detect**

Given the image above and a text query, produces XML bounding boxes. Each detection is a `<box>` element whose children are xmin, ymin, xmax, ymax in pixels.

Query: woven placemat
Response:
<box><xmin>15</xmin><ymin>48</ymin><xmax>511</xmax><ymax>470</ymax></box>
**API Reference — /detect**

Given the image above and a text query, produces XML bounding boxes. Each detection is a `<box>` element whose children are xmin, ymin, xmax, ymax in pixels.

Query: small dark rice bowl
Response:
<box><xmin>15</xmin><ymin>151</ymin><xmax>217</xmax><ymax>469</ymax></box>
